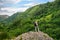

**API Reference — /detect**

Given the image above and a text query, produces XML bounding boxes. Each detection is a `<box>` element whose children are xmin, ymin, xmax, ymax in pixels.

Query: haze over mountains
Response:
<box><xmin>0</xmin><ymin>15</ymin><xmax>9</xmax><ymax>21</ymax></box>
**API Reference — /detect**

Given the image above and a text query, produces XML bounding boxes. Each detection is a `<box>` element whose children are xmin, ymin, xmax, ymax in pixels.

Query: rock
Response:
<box><xmin>14</xmin><ymin>31</ymin><xmax>53</xmax><ymax>40</ymax></box>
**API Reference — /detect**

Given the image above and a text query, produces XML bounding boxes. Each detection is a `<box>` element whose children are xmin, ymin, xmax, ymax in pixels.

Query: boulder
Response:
<box><xmin>14</xmin><ymin>31</ymin><xmax>53</xmax><ymax>40</ymax></box>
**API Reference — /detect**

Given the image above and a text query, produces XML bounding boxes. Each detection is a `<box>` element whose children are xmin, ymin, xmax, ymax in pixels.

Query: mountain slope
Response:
<box><xmin>4</xmin><ymin>12</ymin><xmax>23</xmax><ymax>24</ymax></box>
<box><xmin>2</xmin><ymin>0</ymin><xmax>60</xmax><ymax>40</ymax></box>
<box><xmin>0</xmin><ymin>15</ymin><xmax>9</xmax><ymax>22</ymax></box>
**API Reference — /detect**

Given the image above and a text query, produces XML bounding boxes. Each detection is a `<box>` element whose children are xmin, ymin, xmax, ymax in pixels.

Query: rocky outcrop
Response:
<box><xmin>14</xmin><ymin>31</ymin><xmax>53</xmax><ymax>40</ymax></box>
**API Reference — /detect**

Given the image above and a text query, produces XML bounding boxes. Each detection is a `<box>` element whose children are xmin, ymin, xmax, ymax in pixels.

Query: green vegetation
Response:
<box><xmin>0</xmin><ymin>15</ymin><xmax>8</xmax><ymax>22</ymax></box>
<box><xmin>0</xmin><ymin>0</ymin><xmax>60</xmax><ymax>40</ymax></box>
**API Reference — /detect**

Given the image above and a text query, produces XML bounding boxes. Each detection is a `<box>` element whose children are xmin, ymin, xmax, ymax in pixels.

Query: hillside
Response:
<box><xmin>0</xmin><ymin>15</ymin><xmax>9</xmax><ymax>22</ymax></box>
<box><xmin>0</xmin><ymin>0</ymin><xmax>60</xmax><ymax>40</ymax></box>
<box><xmin>4</xmin><ymin>12</ymin><xmax>22</xmax><ymax>23</ymax></box>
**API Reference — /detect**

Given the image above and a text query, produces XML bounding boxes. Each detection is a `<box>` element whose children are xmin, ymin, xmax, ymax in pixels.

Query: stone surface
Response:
<box><xmin>14</xmin><ymin>31</ymin><xmax>53</xmax><ymax>40</ymax></box>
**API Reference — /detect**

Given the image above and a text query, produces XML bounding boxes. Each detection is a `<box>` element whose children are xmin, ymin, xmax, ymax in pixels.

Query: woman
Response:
<box><xmin>34</xmin><ymin>20</ymin><xmax>39</xmax><ymax>32</ymax></box>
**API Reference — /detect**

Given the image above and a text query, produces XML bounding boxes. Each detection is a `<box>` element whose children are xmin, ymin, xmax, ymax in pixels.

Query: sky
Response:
<box><xmin>0</xmin><ymin>0</ymin><xmax>54</xmax><ymax>16</ymax></box>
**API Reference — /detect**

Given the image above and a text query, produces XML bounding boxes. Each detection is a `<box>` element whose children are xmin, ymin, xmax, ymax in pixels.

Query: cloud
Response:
<box><xmin>0</xmin><ymin>0</ymin><xmax>21</xmax><ymax>4</ymax></box>
<box><xmin>0</xmin><ymin>0</ymin><xmax>54</xmax><ymax>16</ymax></box>
<box><xmin>48</xmin><ymin>0</ymin><xmax>54</xmax><ymax>2</ymax></box>
<box><xmin>23</xmin><ymin>3</ymin><xmax>40</xmax><ymax>7</ymax></box>
<box><xmin>22</xmin><ymin>0</ymin><xmax>54</xmax><ymax>7</ymax></box>
<box><xmin>0</xmin><ymin>0</ymin><xmax>23</xmax><ymax>16</ymax></box>
<box><xmin>0</xmin><ymin>0</ymin><xmax>22</xmax><ymax>8</ymax></box>
<box><xmin>27</xmin><ymin>0</ymin><xmax>33</xmax><ymax>1</ymax></box>
<box><xmin>21</xmin><ymin>0</ymin><xmax>33</xmax><ymax>2</ymax></box>
<box><xmin>0</xmin><ymin>7</ymin><xmax>28</xmax><ymax>16</ymax></box>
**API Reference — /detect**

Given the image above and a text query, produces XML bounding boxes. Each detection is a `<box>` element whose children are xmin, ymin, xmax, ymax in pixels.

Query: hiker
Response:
<box><xmin>34</xmin><ymin>20</ymin><xmax>39</xmax><ymax>32</ymax></box>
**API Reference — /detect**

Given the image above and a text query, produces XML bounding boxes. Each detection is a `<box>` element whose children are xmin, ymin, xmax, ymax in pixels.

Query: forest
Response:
<box><xmin>0</xmin><ymin>0</ymin><xmax>60</xmax><ymax>40</ymax></box>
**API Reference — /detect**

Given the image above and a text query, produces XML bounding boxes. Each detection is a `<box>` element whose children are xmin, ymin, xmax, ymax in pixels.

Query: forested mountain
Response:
<box><xmin>0</xmin><ymin>0</ymin><xmax>60</xmax><ymax>40</ymax></box>
<box><xmin>0</xmin><ymin>15</ymin><xmax>9</xmax><ymax>22</ymax></box>
<box><xmin>4</xmin><ymin>12</ymin><xmax>23</xmax><ymax>23</ymax></box>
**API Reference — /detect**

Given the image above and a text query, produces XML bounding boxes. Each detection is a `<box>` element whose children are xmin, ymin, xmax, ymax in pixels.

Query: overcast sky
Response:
<box><xmin>0</xmin><ymin>0</ymin><xmax>54</xmax><ymax>16</ymax></box>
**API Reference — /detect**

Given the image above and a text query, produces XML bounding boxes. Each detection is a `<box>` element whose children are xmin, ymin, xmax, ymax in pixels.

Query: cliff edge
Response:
<box><xmin>14</xmin><ymin>31</ymin><xmax>53</xmax><ymax>40</ymax></box>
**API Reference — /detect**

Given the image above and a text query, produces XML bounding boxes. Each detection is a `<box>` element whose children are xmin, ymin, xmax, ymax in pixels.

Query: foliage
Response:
<box><xmin>0</xmin><ymin>0</ymin><xmax>60</xmax><ymax>40</ymax></box>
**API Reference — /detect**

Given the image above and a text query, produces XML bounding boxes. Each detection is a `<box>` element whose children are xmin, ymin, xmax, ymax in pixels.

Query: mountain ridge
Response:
<box><xmin>0</xmin><ymin>0</ymin><xmax>60</xmax><ymax>40</ymax></box>
<box><xmin>0</xmin><ymin>15</ymin><xmax>9</xmax><ymax>22</ymax></box>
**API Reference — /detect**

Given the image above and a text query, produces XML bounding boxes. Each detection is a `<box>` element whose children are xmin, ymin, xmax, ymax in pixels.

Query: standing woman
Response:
<box><xmin>34</xmin><ymin>20</ymin><xmax>39</xmax><ymax>32</ymax></box>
